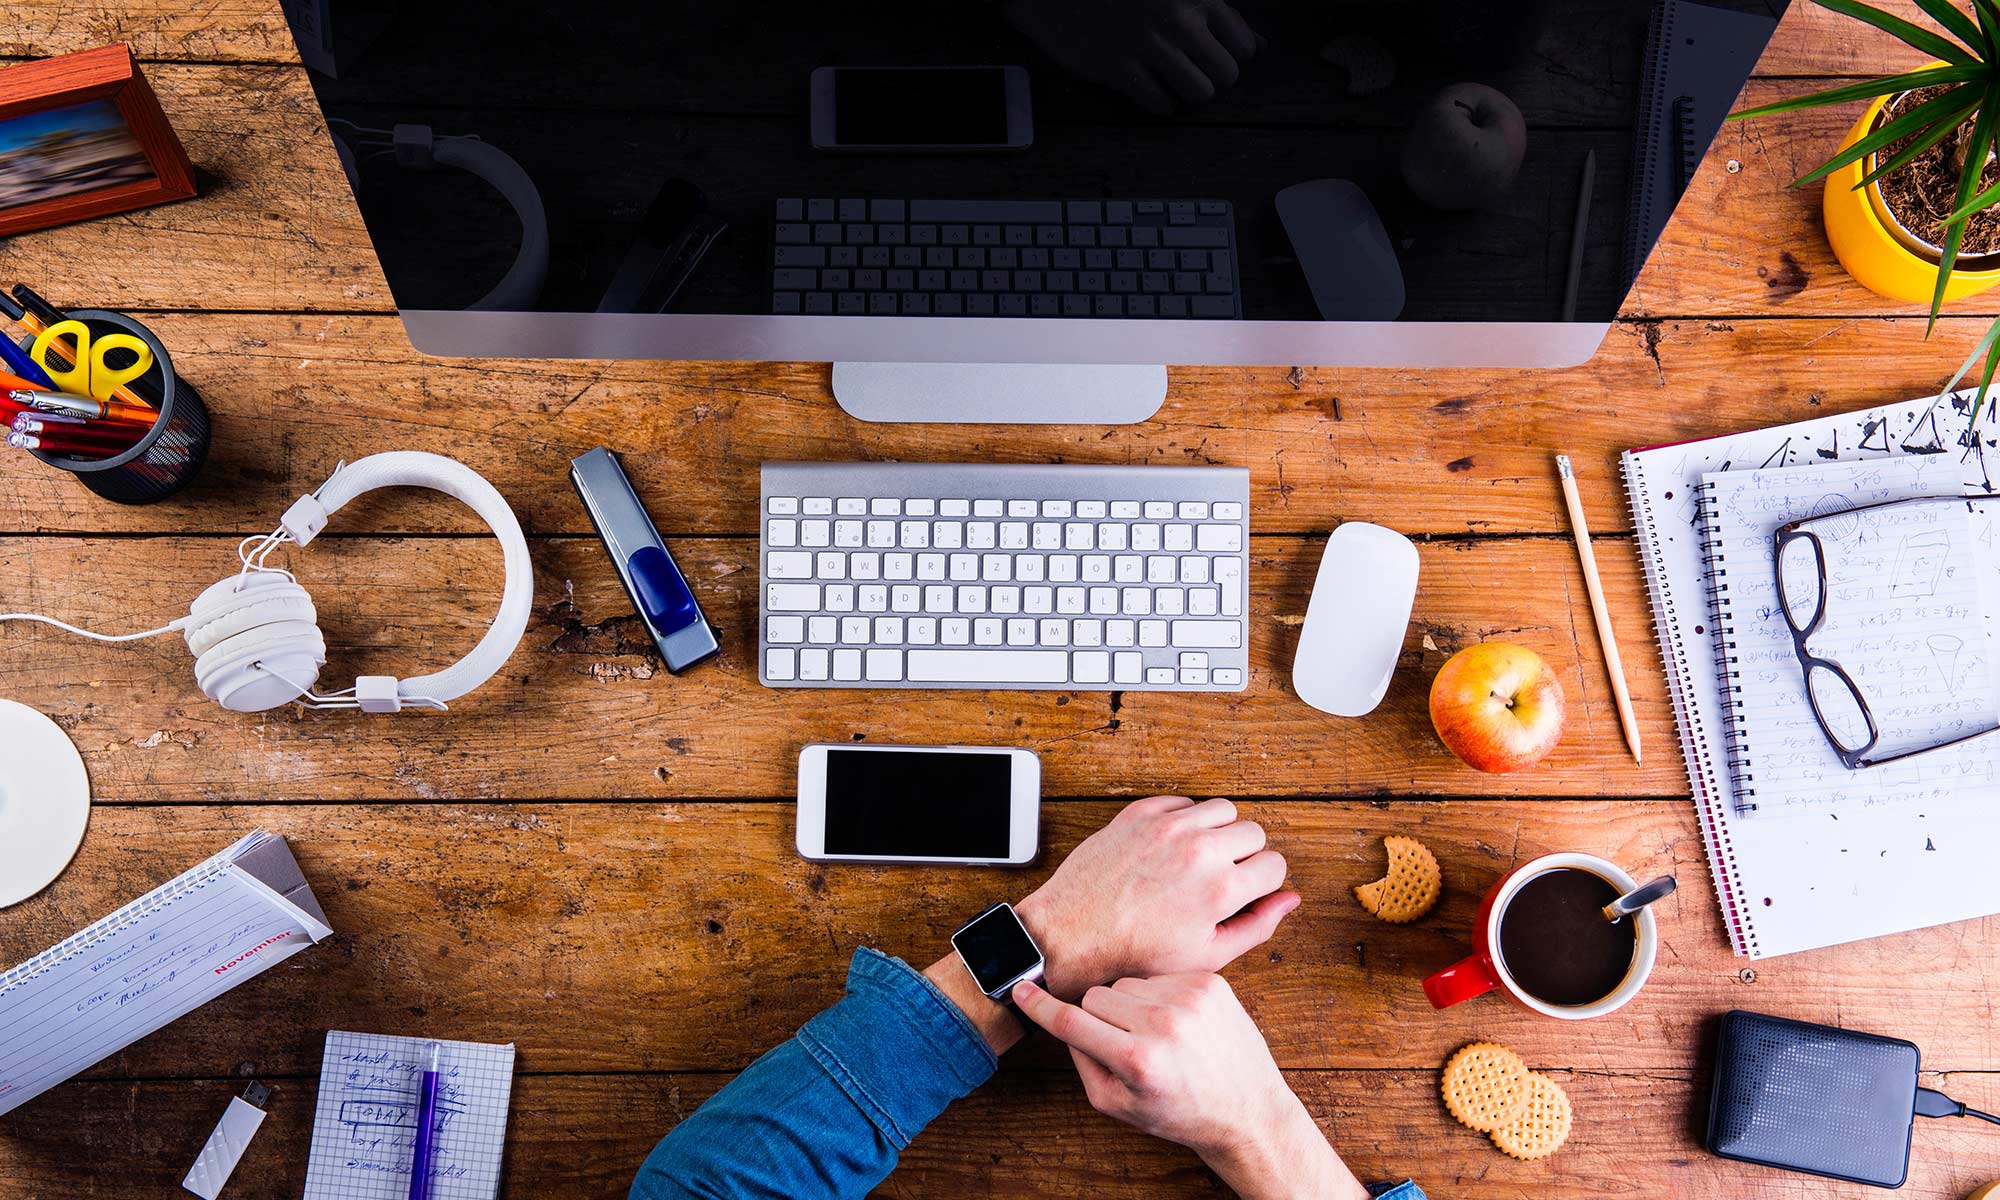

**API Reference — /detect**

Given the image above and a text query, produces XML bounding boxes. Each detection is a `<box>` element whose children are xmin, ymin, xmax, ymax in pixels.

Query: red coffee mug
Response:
<box><xmin>1422</xmin><ymin>852</ymin><xmax>1659</xmax><ymax>1020</ymax></box>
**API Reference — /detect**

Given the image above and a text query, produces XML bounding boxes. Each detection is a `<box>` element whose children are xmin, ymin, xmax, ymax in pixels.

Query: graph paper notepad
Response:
<box><xmin>0</xmin><ymin>830</ymin><xmax>331</xmax><ymax>1117</ymax></box>
<box><xmin>1623</xmin><ymin>389</ymin><xmax>2000</xmax><ymax>957</ymax></box>
<box><xmin>304</xmin><ymin>1031</ymin><xmax>517</xmax><ymax>1200</ymax></box>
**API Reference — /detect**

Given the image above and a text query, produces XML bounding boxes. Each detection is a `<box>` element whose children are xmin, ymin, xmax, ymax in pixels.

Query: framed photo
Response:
<box><xmin>0</xmin><ymin>44</ymin><xmax>196</xmax><ymax>238</ymax></box>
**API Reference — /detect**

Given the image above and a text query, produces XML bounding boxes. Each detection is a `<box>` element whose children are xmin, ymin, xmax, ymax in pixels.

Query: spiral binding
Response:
<box><xmin>1623</xmin><ymin>456</ymin><xmax>1757</xmax><ymax>956</ymax></box>
<box><xmin>0</xmin><ymin>832</ymin><xmax>267</xmax><ymax>999</ymax></box>
<box><xmin>1695</xmin><ymin>480</ymin><xmax>1758</xmax><ymax>812</ymax></box>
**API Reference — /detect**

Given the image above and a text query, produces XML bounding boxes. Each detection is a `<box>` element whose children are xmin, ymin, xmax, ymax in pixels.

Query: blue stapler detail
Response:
<box><xmin>570</xmin><ymin>447</ymin><xmax>720</xmax><ymax>674</ymax></box>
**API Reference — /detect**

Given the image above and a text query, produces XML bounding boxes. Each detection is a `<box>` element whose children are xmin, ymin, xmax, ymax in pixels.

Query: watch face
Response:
<box><xmin>952</xmin><ymin>903</ymin><xmax>1042</xmax><ymax>995</ymax></box>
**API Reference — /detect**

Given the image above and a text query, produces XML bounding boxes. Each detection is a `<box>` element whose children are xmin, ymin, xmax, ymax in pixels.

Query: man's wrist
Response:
<box><xmin>1199</xmin><ymin>1095</ymin><xmax>1370</xmax><ymax>1200</ymax></box>
<box><xmin>1012</xmin><ymin>890</ymin><xmax>1094</xmax><ymax>999</ymax></box>
<box><xmin>921</xmin><ymin>953</ymin><xmax>1027</xmax><ymax>1057</ymax></box>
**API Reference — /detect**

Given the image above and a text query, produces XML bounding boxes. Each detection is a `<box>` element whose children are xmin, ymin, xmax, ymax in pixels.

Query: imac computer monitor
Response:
<box><xmin>282</xmin><ymin>0</ymin><xmax>1788</xmax><ymax>420</ymax></box>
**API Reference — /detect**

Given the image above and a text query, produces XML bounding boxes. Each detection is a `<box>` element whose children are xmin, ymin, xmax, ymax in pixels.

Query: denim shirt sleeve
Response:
<box><xmin>1369</xmin><ymin>1183</ymin><xmax>1426</xmax><ymax>1199</ymax></box>
<box><xmin>630</xmin><ymin>947</ymin><xmax>998</xmax><ymax>1200</ymax></box>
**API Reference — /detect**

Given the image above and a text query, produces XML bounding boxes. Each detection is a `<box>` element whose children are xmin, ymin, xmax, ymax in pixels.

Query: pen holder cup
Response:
<box><xmin>19</xmin><ymin>309</ymin><xmax>211</xmax><ymax>504</ymax></box>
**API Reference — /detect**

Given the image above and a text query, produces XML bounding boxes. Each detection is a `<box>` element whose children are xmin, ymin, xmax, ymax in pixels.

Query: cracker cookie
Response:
<box><xmin>1490</xmin><ymin>1071</ymin><xmax>1573</xmax><ymax>1161</ymax></box>
<box><xmin>1355</xmin><ymin>835</ymin><xmax>1441</xmax><ymax>923</ymax></box>
<box><xmin>1440</xmin><ymin>1042</ymin><xmax>1530</xmax><ymax>1133</ymax></box>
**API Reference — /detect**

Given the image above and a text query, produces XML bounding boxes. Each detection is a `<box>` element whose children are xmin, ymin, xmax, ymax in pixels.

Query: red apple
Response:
<box><xmin>1400</xmin><ymin>82</ymin><xmax>1528</xmax><ymax>211</ymax></box>
<box><xmin>1429</xmin><ymin>642</ymin><xmax>1565</xmax><ymax>772</ymax></box>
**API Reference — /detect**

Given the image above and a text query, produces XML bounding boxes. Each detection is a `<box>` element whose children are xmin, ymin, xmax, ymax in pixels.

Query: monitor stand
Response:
<box><xmin>832</xmin><ymin>362</ymin><xmax>1166</xmax><ymax>424</ymax></box>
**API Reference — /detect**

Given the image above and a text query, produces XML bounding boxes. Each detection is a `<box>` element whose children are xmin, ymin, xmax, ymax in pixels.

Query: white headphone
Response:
<box><xmin>1</xmin><ymin>452</ymin><xmax>534</xmax><ymax>713</ymax></box>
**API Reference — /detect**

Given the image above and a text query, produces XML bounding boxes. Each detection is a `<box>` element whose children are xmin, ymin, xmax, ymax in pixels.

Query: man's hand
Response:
<box><xmin>1014</xmin><ymin>795</ymin><xmax>1297</xmax><ymax>999</ymax></box>
<box><xmin>1013</xmin><ymin>974</ymin><xmax>1371</xmax><ymax>1200</ymax></box>
<box><xmin>1001</xmin><ymin>0</ymin><xmax>1261</xmax><ymax>115</ymax></box>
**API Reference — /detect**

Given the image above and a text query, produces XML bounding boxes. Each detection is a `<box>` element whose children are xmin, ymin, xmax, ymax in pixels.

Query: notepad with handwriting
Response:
<box><xmin>0</xmin><ymin>831</ymin><xmax>331</xmax><ymax>1117</ymax></box>
<box><xmin>303</xmin><ymin>1031</ymin><xmax>516</xmax><ymax>1200</ymax></box>
<box><xmin>1623</xmin><ymin>388</ymin><xmax>2000</xmax><ymax>957</ymax></box>
<box><xmin>1698</xmin><ymin>454</ymin><xmax>1999</xmax><ymax>815</ymax></box>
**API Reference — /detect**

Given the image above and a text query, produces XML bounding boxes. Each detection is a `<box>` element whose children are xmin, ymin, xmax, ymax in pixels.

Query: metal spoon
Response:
<box><xmin>1602</xmin><ymin>875</ymin><xmax>1677</xmax><ymax>923</ymax></box>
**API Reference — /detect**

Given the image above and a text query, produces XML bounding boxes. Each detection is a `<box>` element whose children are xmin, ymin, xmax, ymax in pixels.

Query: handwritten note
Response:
<box><xmin>1701</xmin><ymin>455</ymin><xmax>2000</xmax><ymax>814</ymax></box>
<box><xmin>304</xmin><ymin>1032</ymin><xmax>515</xmax><ymax>1200</ymax></box>
<box><xmin>0</xmin><ymin>831</ymin><xmax>330</xmax><ymax>1117</ymax></box>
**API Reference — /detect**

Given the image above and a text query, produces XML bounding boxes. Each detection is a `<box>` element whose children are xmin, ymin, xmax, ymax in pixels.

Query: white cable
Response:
<box><xmin>0</xmin><ymin>613</ymin><xmax>185</xmax><ymax>642</ymax></box>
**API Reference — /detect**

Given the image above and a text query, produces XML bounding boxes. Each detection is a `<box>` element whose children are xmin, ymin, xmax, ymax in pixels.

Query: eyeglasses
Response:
<box><xmin>1772</xmin><ymin>493</ymin><xmax>2000</xmax><ymax>770</ymax></box>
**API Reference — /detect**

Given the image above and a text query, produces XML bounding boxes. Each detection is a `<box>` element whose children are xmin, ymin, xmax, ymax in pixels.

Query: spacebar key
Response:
<box><xmin>911</xmin><ymin>200</ymin><xmax>1065</xmax><ymax>224</ymax></box>
<box><xmin>907</xmin><ymin>649</ymin><xmax>1070</xmax><ymax>684</ymax></box>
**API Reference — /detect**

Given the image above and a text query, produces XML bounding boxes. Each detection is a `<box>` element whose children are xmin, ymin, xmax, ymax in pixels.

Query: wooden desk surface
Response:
<box><xmin>2</xmin><ymin>3</ymin><xmax>1997</xmax><ymax>1196</ymax></box>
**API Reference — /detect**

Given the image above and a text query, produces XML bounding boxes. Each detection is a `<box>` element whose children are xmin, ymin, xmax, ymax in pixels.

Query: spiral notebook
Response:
<box><xmin>0</xmin><ymin>831</ymin><xmax>331</xmax><ymax>1116</ymax></box>
<box><xmin>1623</xmin><ymin>389</ymin><xmax>2000</xmax><ymax>957</ymax></box>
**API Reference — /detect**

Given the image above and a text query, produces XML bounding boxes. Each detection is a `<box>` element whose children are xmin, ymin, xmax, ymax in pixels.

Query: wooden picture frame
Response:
<box><xmin>0</xmin><ymin>44</ymin><xmax>197</xmax><ymax>238</ymax></box>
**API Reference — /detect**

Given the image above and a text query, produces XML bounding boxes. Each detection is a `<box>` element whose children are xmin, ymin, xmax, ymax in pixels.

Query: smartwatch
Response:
<box><xmin>950</xmin><ymin>901</ymin><xmax>1045</xmax><ymax>1010</ymax></box>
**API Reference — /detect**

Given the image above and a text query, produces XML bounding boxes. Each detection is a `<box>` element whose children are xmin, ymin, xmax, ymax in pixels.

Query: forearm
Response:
<box><xmin>630</xmin><ymin>949</ymin><xmax>998</xmax><ymax>1200</ymax></box>
<box><xmin>1200</xmin><ymin>1095</ymin><xmax>1372</xmax><ymax>1200</ymax></box>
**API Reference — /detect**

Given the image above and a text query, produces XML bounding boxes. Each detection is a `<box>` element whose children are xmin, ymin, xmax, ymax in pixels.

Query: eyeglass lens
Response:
<box><xmin>1775</xmin><ymin>534</ymin><xmax>1821</xmax><ymax>632</ymax></box>
<box><xmin>1805</xmin><ymin>662</ymin><xmax>1872</xmax><ymax>753</ymax></box>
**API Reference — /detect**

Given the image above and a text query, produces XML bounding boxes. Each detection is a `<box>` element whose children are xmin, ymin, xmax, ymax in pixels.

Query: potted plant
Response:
<box><xmin>1731</xmin><ymin>0</ymin><xmax>2000</xmax><ymax>405</ymax></box>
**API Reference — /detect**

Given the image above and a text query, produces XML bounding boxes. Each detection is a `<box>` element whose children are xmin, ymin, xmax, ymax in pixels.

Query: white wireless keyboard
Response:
<box><xmin>758</xmin><ymin>462</ymin><xmax>1250</xmax><ymax>691</ymax></box>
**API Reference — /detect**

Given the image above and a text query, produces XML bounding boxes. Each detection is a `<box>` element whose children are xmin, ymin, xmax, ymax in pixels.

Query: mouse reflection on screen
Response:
<box><xmin>1276</xmin><ymin>179</ymin><xmax>1405</xmax><ymax>321</ymax></box>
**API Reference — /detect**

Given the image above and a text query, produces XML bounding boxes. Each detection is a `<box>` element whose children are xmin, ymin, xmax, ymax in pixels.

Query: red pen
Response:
<box><xmin>9</xmin><ymin>428</ymin><xmax>144</xmax><ymax>456</ymax></box>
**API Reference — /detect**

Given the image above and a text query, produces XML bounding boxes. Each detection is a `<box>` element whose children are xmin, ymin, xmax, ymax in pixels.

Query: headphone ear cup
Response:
<box><xmin>185</xmin><ymin>573</ymin><xmax>330</xmax><ymax>712</ymax></box>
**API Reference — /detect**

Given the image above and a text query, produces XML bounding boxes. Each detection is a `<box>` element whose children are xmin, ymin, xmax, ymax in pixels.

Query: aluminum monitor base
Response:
<box><xmin>832</xmin><ymin>362</ymin><xmax>1166</xmax><ymax>424</ymax></box>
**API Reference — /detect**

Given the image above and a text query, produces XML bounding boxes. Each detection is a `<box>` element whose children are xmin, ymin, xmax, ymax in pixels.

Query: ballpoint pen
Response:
<box><xmin>10</xmin><ymin>389</ymin><xmax>161</xmax><ymax>426</ymax></box>
<box><xmin>10</xmin><ymin>431</ymin><xmax>143</xmax><ymax>456</ymax></box>
<box><xmin>408</xmin><ymin>1042</ymin><xmax>441</xmax><ymax>1200</ymax></box>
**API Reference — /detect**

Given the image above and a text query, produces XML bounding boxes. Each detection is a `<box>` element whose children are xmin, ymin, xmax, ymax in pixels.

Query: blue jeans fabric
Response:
<box><xmin>630</xmin><ymin>948</ymin><xmax>1425</xmax><ymax>1200</ymax></box>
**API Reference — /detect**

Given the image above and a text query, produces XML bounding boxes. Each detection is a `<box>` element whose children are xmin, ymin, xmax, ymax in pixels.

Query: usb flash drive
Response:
<box><xmin>570</xmin><ymin>447</ymin><xmax>721</xmax><ymax>674</ymax></box>
<box><xmin>183</xmin><ymin>1081</ymin><xmax>270</xmax><ymax>1199</ymax></box>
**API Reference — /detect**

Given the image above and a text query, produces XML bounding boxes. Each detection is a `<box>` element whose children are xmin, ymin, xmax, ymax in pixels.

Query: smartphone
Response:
<box><xmin>795</xmin><ymin>743</ymin><xmax>1040</xmax><ymax>865</ymax></box>
<box><xmin>810</xmin><ymin>66</ymin><xmax>1033</xmax><ymax>152</ymax></box>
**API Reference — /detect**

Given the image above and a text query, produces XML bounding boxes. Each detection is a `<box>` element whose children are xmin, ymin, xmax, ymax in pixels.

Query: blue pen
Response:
<box><xmin>0</xmin><ymin>332</ymin><xmax>55</xmax><ymax>391</ymax></box>
<box><xmin>408</xmin><ymin>1042</ymin><xmax>440</xmax><ymax>1200</ymax></box>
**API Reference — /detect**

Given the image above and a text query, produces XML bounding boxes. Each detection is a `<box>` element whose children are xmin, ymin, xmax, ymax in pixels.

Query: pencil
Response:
<box><xmin>1561</xmin><ymin>150</ymin><xmax>1595</xmax><ymax>323</ymax></box>
<box><xmin>1555</xmin><ymin>453</ymin><xmax>1642</xmax><ymax>763</ymax></box>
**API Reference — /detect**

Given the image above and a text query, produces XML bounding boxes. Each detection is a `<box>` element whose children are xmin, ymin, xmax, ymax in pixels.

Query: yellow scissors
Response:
<box><xmin>31</xmin><ymin>320</ymin><xmax>154</xmax><ymax>402</ymax></box>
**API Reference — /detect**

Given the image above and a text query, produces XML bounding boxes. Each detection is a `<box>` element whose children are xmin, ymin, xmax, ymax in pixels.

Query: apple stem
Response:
<box><xmin>1492</xmin><ymin>689</ymin><xmax>1514</xmax><ymax>709</ymax></box>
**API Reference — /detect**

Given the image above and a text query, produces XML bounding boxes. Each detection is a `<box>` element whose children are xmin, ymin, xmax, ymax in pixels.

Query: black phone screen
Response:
<box><xmin>833</xmin><ymin>68</ymin><xmax>1009</xmax><ymax>146</ymax></box>
<box><xmin>822</xmin><ymin>748</ymin><xmax>1013</xmax><ymax>857</ymax></box>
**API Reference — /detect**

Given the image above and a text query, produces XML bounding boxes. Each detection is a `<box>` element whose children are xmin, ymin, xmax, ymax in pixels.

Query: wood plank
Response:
<box><xmin>2</xmin><ymin>313</ymin><xmax>1995</xmax><ymax>540</ymax></box>
<box><xmin>3</xmin><ymin>803</ymin><xmax>1996</xmax><ymax>1082</ymax></box>
<box><xmin>2</xmin><ymin>2</ymin><xmax>301</xmax><ymax>63</ymax></box>
<box><xmin>1756</xmin><ymin>0</ymin><xmax>1939</xmax><ymax>77</ymax></box>
<box><xmin>6</xmin><ymin>1068</ymin><xmax>1996</xmax><ymax>1200</ymax></box>
<box><xmin>0</xmin><ymin>534</ymin><xmax>1693</xmax><ymax>800</ymax></box>
<box><xmin>1628</xmin><ymin>77</ymin><xmax>2000</xmax><ymax>320</ymax></box>
<box><xmin>0</xmin><ymin>64</ymin><xmax>386</xmax><ymax>314</ymax></box>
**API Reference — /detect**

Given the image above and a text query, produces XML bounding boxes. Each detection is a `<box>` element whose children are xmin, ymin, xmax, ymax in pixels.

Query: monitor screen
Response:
<box><xmin>285</xmin><ymin>0</ymin><xmax>1787</xmax><ymax>363</ymax></box>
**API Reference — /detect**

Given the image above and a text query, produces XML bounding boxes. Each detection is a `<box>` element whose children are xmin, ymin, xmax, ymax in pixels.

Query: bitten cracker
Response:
<box><xmin>1490</xmin><ymin>1071</ymin><xmax>1574</xmax><ymax>1161</ymax></box>
<box><xmin>1355</xmin><ymin>835</ymin><xmax>1442</xmax><ymax>923</ymax></box>
<box><xmin>1441</xmin><ymin>1042</ymin><xmax>1530</xmax><ymax>1133</ymax></box>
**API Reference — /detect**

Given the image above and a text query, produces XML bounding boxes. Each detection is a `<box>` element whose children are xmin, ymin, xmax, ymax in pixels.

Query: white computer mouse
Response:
<box><xmin>1291</xmin><ymin>521</ymin><xmax>1420</xmax><ymax>716</ymax></box>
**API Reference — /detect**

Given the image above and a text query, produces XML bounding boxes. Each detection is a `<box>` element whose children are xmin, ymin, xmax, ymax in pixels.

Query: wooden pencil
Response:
<box><xmin>1555</xmin><ymin>453</ymin><xmax>1642</xmax><ymax>763</ymax></box>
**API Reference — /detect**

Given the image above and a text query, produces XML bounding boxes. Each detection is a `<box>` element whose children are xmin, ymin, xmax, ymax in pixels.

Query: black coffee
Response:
<box><xmin>1496</xmin><ymin>868</ymin><xmax>1637</xmax><ymax>1007</ymax></box>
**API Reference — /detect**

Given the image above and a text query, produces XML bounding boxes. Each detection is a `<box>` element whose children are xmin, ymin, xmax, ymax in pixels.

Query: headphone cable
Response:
<box><xmin>0</xmin><ymin>612</ymin><xmax>184</xmax><ymax>641</ymax></box>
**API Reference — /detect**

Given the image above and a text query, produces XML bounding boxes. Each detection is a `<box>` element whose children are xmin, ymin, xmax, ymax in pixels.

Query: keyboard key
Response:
<box><xmin>839</xmin><ymin>199</ymin><xmax>867</xmax><ymax>221</ymax></box>
<box><xmin>974</xmin><ymin>618</ymin><xmax>1003</xmax><ymax>645</ymax></box>
<box><xmin>1007</xmin><ymin>617</ymin><xmax>1037</xmax><ymax>646</ymax></box>
<box><xmin>1074</xmin><ymin>651</ymin><xmax>1110</xmax><ymax>683</ymax></box>
<box><xmin>768</xmin><ymin>519</ymin><xmax>798</xmax><ymax>547</ymax></box>
<box><xmin>800</xmin><ymin>648</ymin><xmax>830</xmax><ymax>680</ymax></box>
<box><xmin>1172</xmin><ymin>620</ymin><xmax>1241</xmax><ymax>648</ymax></box>
<box><xmin>907</xmin><ymin>650</ymin><xmax>1069</xmax><ymax>684</ymax></box>
<box><xmin>1216</xmin><ymin>557</ymin><xmax>1243</xmax><ymax>616</ymax></box>
<box><xmin>773</xmin><ymin>268</ymin><xmax>817</xmax><ymax>290</ymax></box>
<box><xmin>871</xmin><ymin>199</ymin><xmax>906</xmax><ymax>222</ymax></box>
<box><xmin>768</xmin><ymin>616</ymin><xmax>805</xmax><ymax>643</ymax></box>
<box><xmin>765</xmin><ymin>648</ymin><xmax>796</xmax><ymax>680</ymax></box>
<box><xmin>768</xmin><ymin>583</ymin><xmax>821</xmax><ymax>611</ymax></box>
<box><xmin>1193</xmin><ymin>297</ymin><xmax>1235</xmax><ymax>317</ymax></box>
<box><xmin>941</xmin><ymin>499</ymin><xmax>970</xmax><ymax>516</ymax></box>
<box><xmin>1147</xmin><ymin>667</ymin><xmax>1176</xmax><ymax>684</ymax></box>
<box><xmin>1212</xmin><ymin>502</ymin><xmax>1244</xmax><ymax>520</ymax></box>
<box><xmin>1163</xmin><ymin>226</ymin><xmax>1229</xmax><ymax>248</ymax></box>
<box><xmin>1212</xmin><ymin>668</ymin><xmax>1243</xmax><ymax>686</ymax></box>
<box><xmin>1115</xmin><ymin>651</ymin><xmax>1142</xmax><ymax>683</ymax></box>
<box><xmin>841</xmin><ymin>616</ymin><xmax>871</xmax><ymax>644</ymax></box>
<box><xmin>1040</xmin><ymin>618</ymin><xmax>1069</xmax><ymax>645</ymax></box>
<box><xmin>942</xmin><ymin>618</ymin><xmax>971</xmax><ymax>645</ymax></box>
<box><xmin>825</xmin><ymin>584</ymin><xmax>855</xmax><ymax>612</ymax></box>
<box><xmin>1197</xmin><ymin>524</ymin><xmax>1242</xmax><ymax>552</ymax></box>
<box><xmin>808</xmin><ymin>616</ymin><xmax>837</xmax><ymax>644</ymax></box>
<box><xmin>768</xmin><ymin>551</ymin><xmax>813</xmax><ymax>579</ymax></box>
<box><xmin>1108</xmin><ymin>619</ymin><xmax>1135</xmax><ymax>646</ymax></box>
<box><xmin>1074</xmin><ymin>619</ymin><xmax>1103</xmax><ymax>647</ymax></box>
<box><xmin>1139</xmin><ymin>620</ymin><xmax>1168</xmax><ymax>647</ymax></box>
<box><xmin>866</xmin><ymin>648</ymin><xmax>904</xmax><ymax>681</ymax></box>
<box><xmin>1179</xmin><ymin>667</ymin><xmax>1209</xmax><ymax>686</ymax></box>
<box><xmin>833</xmin><ymin>648</ymin><xmax>862</xmax><ymax>681</ymax></box>
<box><xmin>776</xmin><ymin>222</ymin><xmax>811</xmax><ymax>244</ymax></box>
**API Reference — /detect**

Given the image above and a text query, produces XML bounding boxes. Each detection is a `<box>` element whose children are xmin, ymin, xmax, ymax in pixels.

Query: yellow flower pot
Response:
<box><xmin>1968</xmin><ymin>1185</ymin><xmax>2000</xmax><ymax>1200</ymax></box>
<box><xmin>1823</xmin><ymin>92</ymin><xmax>2000</xmax><ymax>303</ymax></box>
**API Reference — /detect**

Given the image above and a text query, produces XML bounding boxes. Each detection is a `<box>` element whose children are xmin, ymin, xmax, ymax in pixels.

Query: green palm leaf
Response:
<box><xmin>1911</xmin><ymin>0</ymin><xmax>1985</xmax><ymax>50</ymax></box>
<box><xmin>1809</xmin><ymin>0</ymin><xmax>1978</xmax><ymax>65</ymax></box>
<box><xmin>1927</xmin><ymin>77</ymin><xmax>2000</xmax><ymax>326</ymax></box>
<box><xmin>1729</xmin><ymin>64</ymin><xmax>1986</xmax><ymax>121</ymax></box>
<box><xmin>1856</xmin><ymin>95</ymin><xmax>1981</xmax><ymax>189</ymax></box>
<box><xmin>1940</xmin><ymin>314</ymin><xmax>2000</xmax><ymax>424</ymax></box>
<box><xmin>1795</xmin><ymin>84</ymin><xmax>1979</xmax><ymax>187</ymax></box>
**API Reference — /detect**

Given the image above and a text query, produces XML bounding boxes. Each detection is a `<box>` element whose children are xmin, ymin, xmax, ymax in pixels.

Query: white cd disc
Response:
<box><xmin>0</xmin><ymin>698</ymin><xmax>91</xmax><ymax>908</ymax></box>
